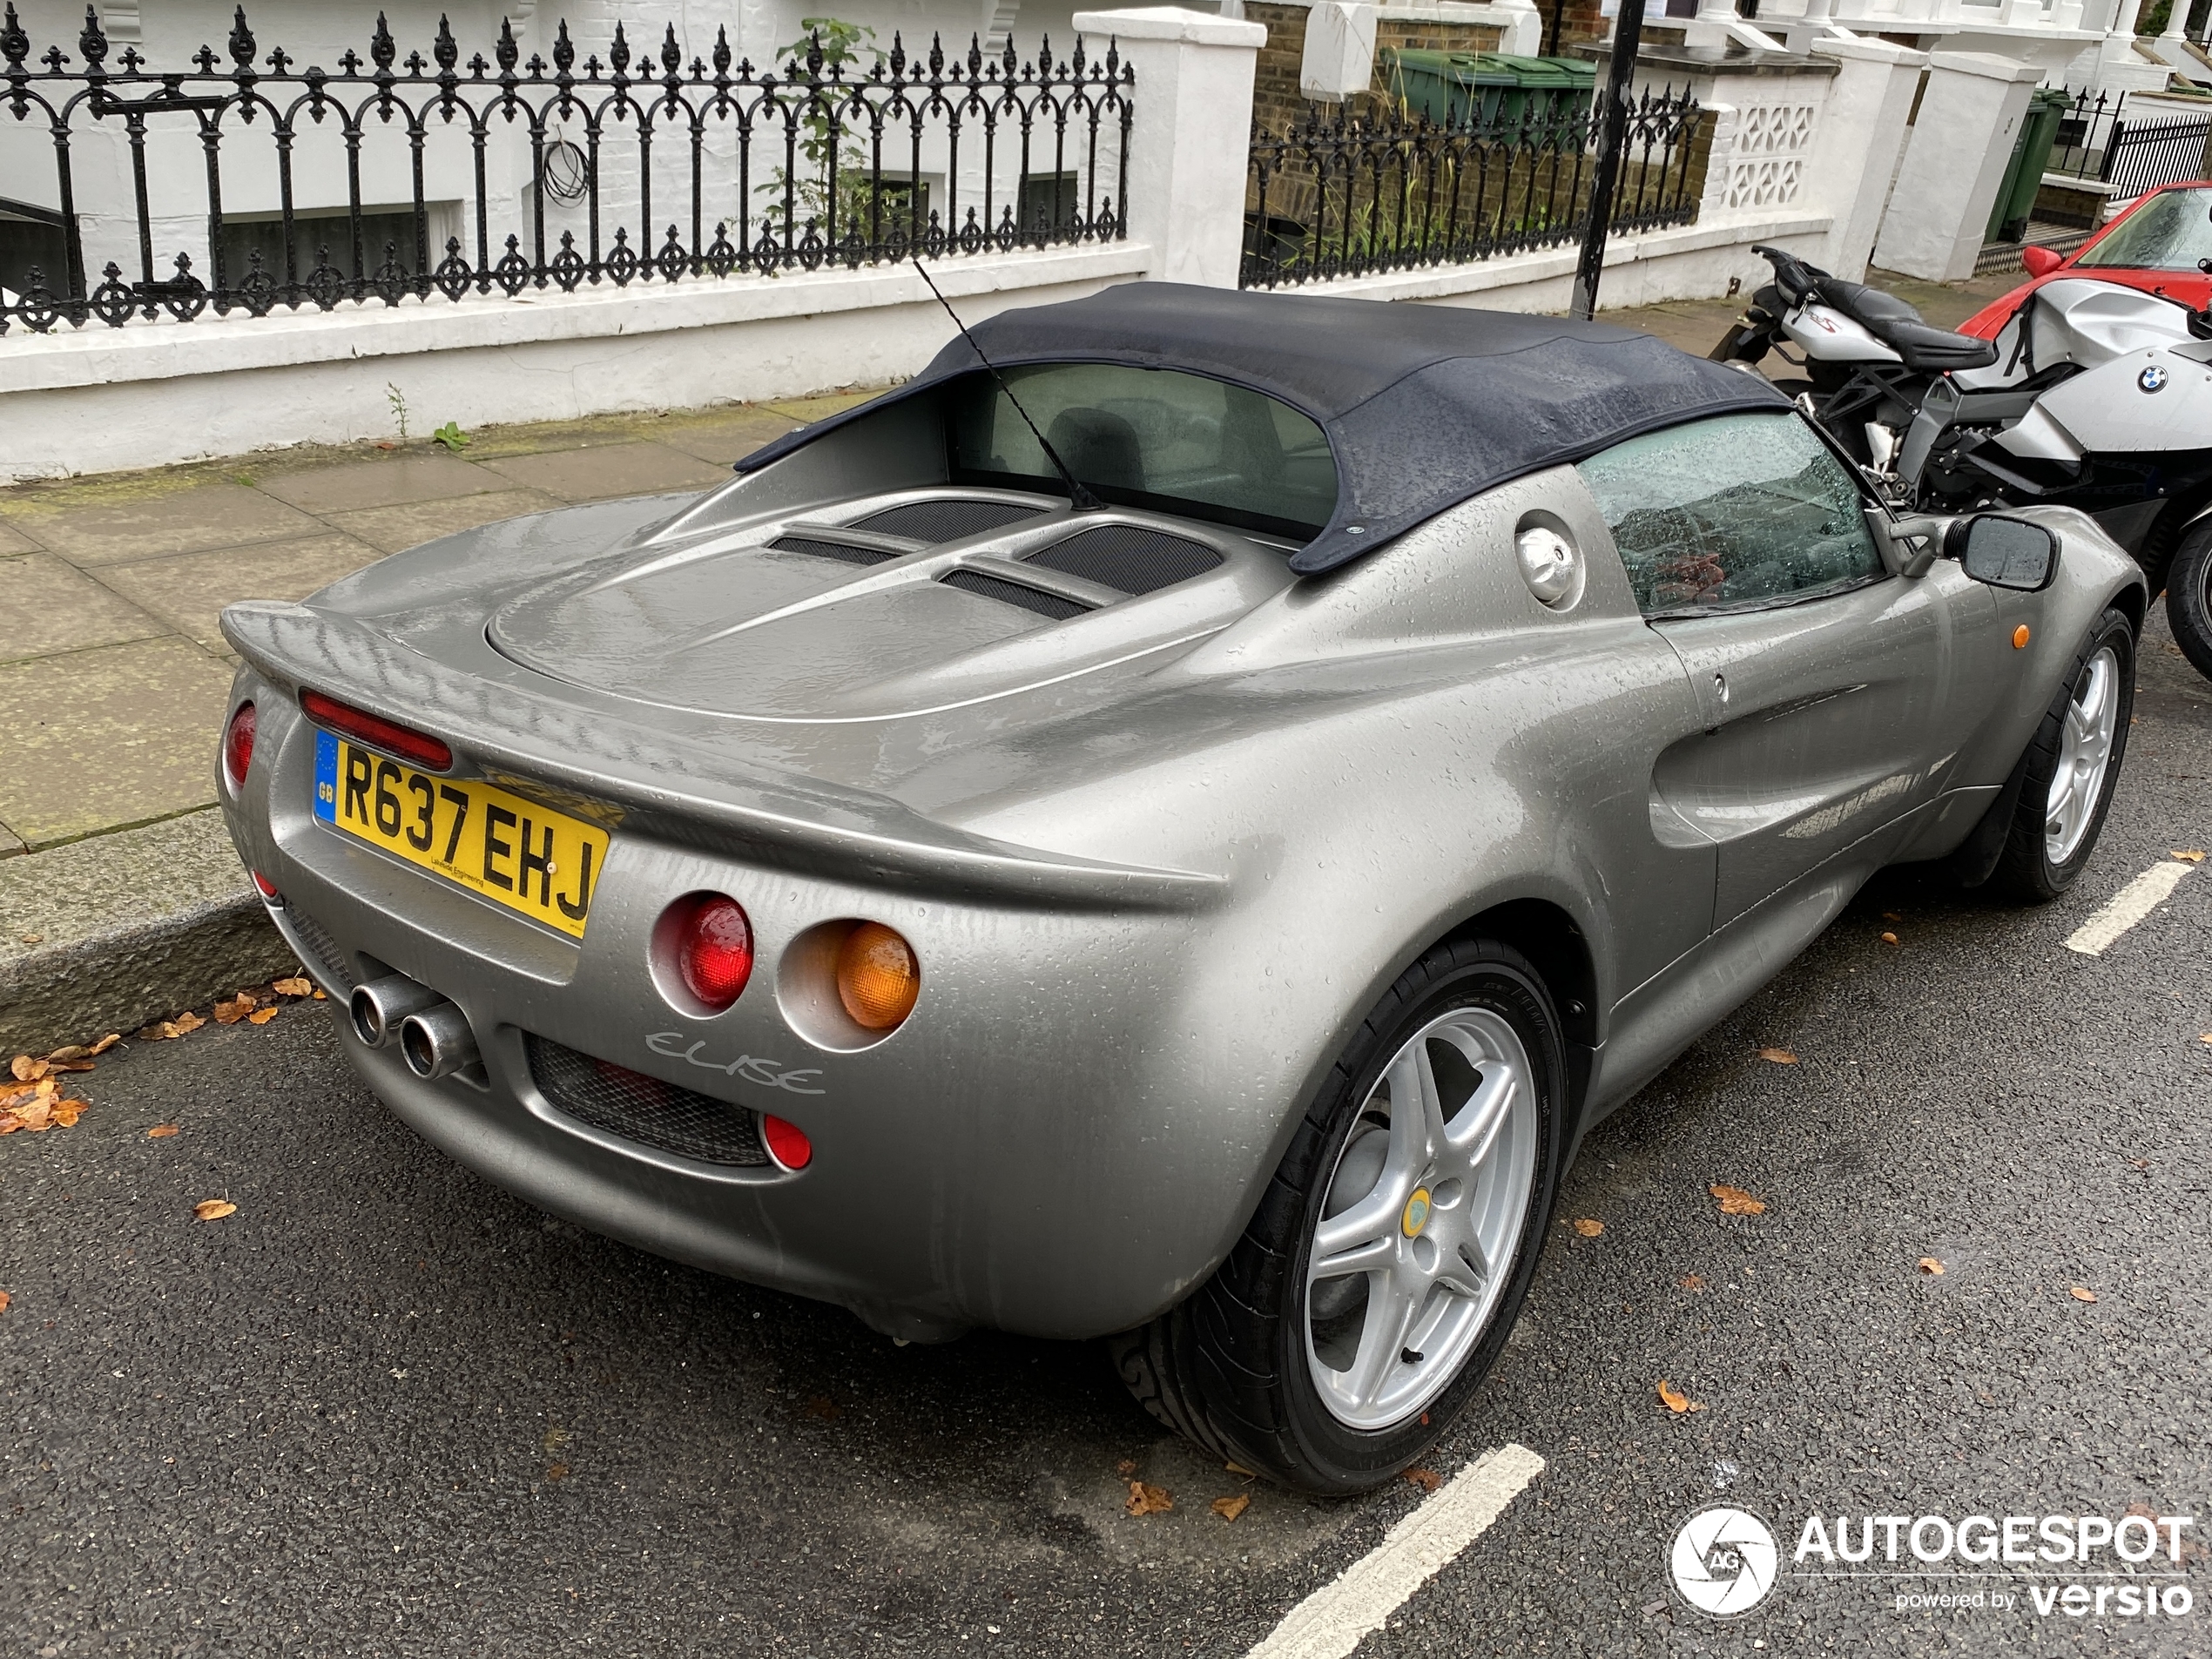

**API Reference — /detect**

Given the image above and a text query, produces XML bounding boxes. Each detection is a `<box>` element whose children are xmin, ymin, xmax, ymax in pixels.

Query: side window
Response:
<box><xmin>1575</xmin><ymin>413</ymin><xmax>1885</xmax><ymax>617</ymax></box>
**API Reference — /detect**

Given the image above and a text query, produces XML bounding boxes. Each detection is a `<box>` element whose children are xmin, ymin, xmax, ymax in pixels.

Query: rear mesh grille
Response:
<box><xmin>281</xmin><ymin>906</ymin><xmax>354</xmax><ymax>994</ymax></box>
<box><xmin>1023</xmin><ymin>525</ymin><xmax>1223</xmax><ymax>594</ymax></box>
<box><xmin>526</xmin><ymin>1035</ymin><xmax>768</xmax><ymax>1167</ymax></box>
<box><xmin>939</xmin><ymin>570</ymin><xmax>1090</xmax><ymax>621</ymax></box>
<box><xmin>770</xmin><ymin>535</ymin><xmax>897</xmax><ymax>566</ymax></box>
<box><xmin>851</xmin><ymin>499</ymin><xmax>1044</xmax><ymax>542</ymax></box>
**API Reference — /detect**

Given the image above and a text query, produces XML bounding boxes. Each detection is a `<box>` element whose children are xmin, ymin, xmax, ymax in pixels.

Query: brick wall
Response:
<box><xmin>1248</xmin><ymin>3</ymin><xmax>1506</xmax><ymax>136</ymax></box>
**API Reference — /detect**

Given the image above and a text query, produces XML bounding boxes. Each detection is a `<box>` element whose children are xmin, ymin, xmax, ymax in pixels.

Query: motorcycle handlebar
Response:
<box><xmin>1750</xmin><ymin>242</ymin><xmax>1823</xmax><ymax>309</ymax></box>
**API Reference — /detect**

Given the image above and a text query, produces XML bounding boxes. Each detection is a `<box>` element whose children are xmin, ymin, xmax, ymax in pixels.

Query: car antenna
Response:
<box><xmin>911</xmin><ymin>257</ymin><xmax>1103</xmax><ymax>512</ymax></box>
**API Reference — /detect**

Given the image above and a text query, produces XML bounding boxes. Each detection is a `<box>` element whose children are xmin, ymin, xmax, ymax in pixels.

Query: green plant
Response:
<box><xmin>756</xmin><ymin>19</ymin><xmax>918</xmax><ymax>246</ymax></box>
<box><xmin>432</xmin><ymin>421</ymin><xmax>470</xmax><ymax>452</ymax></box>
<box><xmin>385</xmin><ymin>382</ymin><xmax>410</xmax><ymax>442</ymax></box>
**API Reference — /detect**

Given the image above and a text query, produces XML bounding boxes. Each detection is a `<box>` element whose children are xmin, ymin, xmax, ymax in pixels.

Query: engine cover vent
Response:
<box><xmin>770</xmin><ymin>535</ymin><xmax>898</xmax><ymax>566</ymax></box>
<box><xmin>851</xmin><ymin>499</ymin><xmax>1046</xmax><ymax>543</ymax></box>
<box><xmin>939</xmin><ymin>570</ymin><xmax>1090</xmax><ymax>621</ymax></box>
<box><xmin>1023</xmin><ymin>525</ymin><xmax>1223</xmax><ymax>595</ymax></box>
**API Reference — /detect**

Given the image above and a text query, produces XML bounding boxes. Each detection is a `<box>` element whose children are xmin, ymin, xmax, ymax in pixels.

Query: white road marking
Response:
<box><xmin>2064</xmin><ymin>862</ymin><xmax>2195</xmax><ymax>956</ymax></box>
<box><xmin>1243</xmin><ymin>1443</ymin><xmax>1545</xmax><ymax>1659</ymax></box>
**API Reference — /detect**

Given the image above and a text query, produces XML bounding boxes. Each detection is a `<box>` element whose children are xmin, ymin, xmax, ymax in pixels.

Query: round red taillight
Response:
<box><xmin>224</xmin><ymin>701</ymin><xmax>257</xmax><ymax>789</ymax></box>
<box><xmin>674</xmin><ymin>894</ymin><xmax>753</xmax><ymax>1010</ymax></box>
<box><xmin>762</xmin><ymin>1113</ymin><xmax>813</xmax><ymax>1170</ymax></box>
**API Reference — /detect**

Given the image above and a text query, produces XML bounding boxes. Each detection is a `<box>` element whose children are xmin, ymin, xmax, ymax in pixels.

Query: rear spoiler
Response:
<box><xmin>220</xmin><ymin>600</ymin><xmax>1225</xmax><ymax>913</ymax></box>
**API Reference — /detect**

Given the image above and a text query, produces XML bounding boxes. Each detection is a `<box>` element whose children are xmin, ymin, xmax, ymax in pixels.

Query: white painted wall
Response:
<box><xmin>1871</xmin><ymin>50</ymin><xmax>2046</xmax><ymax>279</ymax></box>
<box><xmin>0</xmin><ymin>243</ymin><xmax>1150</xmax><ymax>481</ymax></box>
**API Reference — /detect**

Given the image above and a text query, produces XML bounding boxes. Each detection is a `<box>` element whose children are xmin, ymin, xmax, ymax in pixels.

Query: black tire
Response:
<box><xmin>1988</xmin><ymin>606</ymin><xmax>2136</xmax><ymax>903</ymax></box>
<box><xmin>1109</xmin><ymin>939</ymin><xmax>1566</xmax><ymax>1494</ymax></box>
<box><xmin>2166</xmin><ymin>521</ymin><xmax>2212</xmax><ymax>684</ymax></box>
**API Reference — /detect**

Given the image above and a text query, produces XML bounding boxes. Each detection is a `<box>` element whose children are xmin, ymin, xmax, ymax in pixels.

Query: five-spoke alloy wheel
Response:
<box><xmin>1305</xmin><ymin>1008</ymin><xmax>1538</xmax><ymax>1431</ymax></box>
<box><xmin>1112</xmin><ymin>938</ymin><xmax>1564</xmax><ymax>1494</ymax></box>
<box><xmin>1993</xmin><ymin>605</ymin><xmax>2136</xmax><ymax>902</ymax></box>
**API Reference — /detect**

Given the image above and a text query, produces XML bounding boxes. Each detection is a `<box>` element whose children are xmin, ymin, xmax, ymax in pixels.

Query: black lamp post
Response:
<box><xmin>1568</xmin><ymin>0</ymin><xmax>1649</xmax><ymax>322</ymax></box>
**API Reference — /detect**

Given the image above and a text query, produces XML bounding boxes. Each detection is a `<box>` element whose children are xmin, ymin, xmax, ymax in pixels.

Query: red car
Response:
<box><xmin>1959</xmin><ymin>180</ymin><xmax>2212</xmax><ymax>337</ymax></box>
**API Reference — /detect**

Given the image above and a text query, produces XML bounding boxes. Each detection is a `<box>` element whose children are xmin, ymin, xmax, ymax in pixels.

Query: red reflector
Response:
<box><xmin>224</xmin><ymin>701</ymin><xmax>256</xmax><ymax>789</ymax></box>
<box><xmin>671</xmin><ymin>894</ymin><xmax>753</xmax><ymax>1011</ymax></box>
<box><xmin>300</xmin><ymin>689</ymin><xmax>453</xmax><ymax>772</ymax></box>
<box><xmin>762</xmin><ymin>1113</ymin><xmax>813</xmax><ymax>1170</ymax></box>
<box><xmin>251</xmin><ymin>870</ymin><xmax>280</xmax><ymax>900</ymax></box>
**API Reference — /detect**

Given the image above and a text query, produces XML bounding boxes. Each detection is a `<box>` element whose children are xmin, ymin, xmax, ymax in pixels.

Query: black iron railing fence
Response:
<box><xmin>0</xmin><ymin>5</ymin><xmax>1132</xmax><ymax>335</ymax></box>
<box><xmin>2047</xmin><ymin>84</ymin><xmax>2212</xmax><ymax>199</ymax></box>
<box><xmin>1240</xmin><ymin>88</ymin><xmax>1703</xmax><ymax>289</ymax></box>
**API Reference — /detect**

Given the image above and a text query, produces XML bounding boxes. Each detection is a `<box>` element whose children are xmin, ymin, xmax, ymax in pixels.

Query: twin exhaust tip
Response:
<box><xmin>350</xmin><ymin>974</ymin><xmax>480</xmax><ymax>1080</ymax></box>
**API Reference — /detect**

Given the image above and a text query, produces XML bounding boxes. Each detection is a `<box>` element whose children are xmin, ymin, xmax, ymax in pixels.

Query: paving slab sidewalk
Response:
<box><xmin>0</xmin><ymin>275</ymin><xmax>2013</xmax><ymax>1050</ymax></box>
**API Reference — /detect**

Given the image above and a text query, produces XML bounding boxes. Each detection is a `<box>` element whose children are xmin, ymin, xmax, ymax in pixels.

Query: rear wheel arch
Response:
<box><xmin>1437</xmin><ymin>897</ymin><xmax>1597</xmax><ymax>1115</ymax></box>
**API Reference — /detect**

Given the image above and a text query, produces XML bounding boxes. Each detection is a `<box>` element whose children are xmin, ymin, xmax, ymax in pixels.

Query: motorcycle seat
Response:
<box><xmin>1817</xmin><ymin>277</ymin><xmax>1999</xmax><ymax>371</ymax></box>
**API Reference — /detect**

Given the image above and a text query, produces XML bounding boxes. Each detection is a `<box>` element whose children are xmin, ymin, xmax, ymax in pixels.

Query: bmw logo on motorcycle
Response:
<box><xmin>2139</xmin><ymin>364</ymin><xmax>2169</xmax><ymax>394</ymax></box>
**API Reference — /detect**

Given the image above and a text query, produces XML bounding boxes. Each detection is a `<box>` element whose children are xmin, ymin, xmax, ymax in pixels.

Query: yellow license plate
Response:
<box><xmin>312</xmin><ymin>732</ymin><xmax>607</xmax><ymax>938</ymax></box>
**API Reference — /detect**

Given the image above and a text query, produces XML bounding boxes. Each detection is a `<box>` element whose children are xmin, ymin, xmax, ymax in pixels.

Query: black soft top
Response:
<box><xmin>738</xmin><ymin>280</ymin><xmax>1791</xmax><ymax>574</ymax></box>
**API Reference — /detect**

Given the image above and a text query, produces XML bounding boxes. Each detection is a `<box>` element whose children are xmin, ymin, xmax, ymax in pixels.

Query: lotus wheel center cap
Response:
<box><xmin>1402</xmin><ymin>1188</ymin><xmax>1433</xmax><ymax>1238</ymax></box>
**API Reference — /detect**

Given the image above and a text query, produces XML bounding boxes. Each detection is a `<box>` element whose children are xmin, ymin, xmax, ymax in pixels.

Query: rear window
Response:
<box><xmin>2076</xmin><ymin>186</ymin><xmax>2212</xmax><ymax>272</ymax></box>
<box><xmin>946</xmin><ymin>363</ymin><xmax>1338</xmax><ymax>539</ymax></box>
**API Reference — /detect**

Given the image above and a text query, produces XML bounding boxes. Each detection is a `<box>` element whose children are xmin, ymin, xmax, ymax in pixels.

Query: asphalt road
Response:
<box><xmin>6</xmin><ymin>609</ymin><xmax>2209</xmax><ymax>1659</ymax></box>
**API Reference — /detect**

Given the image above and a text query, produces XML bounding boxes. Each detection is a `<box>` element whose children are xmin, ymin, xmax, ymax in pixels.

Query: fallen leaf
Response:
<box><xmin>18</xmin><ymin>931</ymin><xmax>42</xmax><ymax>943</ymax></box>
<box><xmin>313</xmin><ymin>989</ymin><xmax>327</xmax><ymax>1001</ymax></box>
<box><xmin>1710</xmin><ymin>1184</ymin><xmax>1767</xmax><ymax>1216</ymax></box>
<box><xmin>1403</xmin><ymin>1467</ymin><xmax>1443</xmax><ymax>1493</ymax></box>
<box><xmin>1756</xmin><ymin>1047</ymin><xmax>1798</xmax><ymax>1064</ymax></box>
<box><xmin>545</xmin><ymin>1463</ymin><xmax>570</xmax><ymax>1480</ymax></box>
<box><xmin>1881</xmin><ymin>911</ymin><xmax>1902</xmax><ymax>922</ymax></box>
<box><xmin>212</xmin><ymin>994</ymin><xmax>257</xmax><ymax>1026</ymax></box>
<box><xmin>1571</xmin><ymin>1217</ymin><xmax>1605</xmax><ymax>1238</ymax></box>
<box><xmin>0</xmin><ymin>1290</ymin><xmax>10</xmax><ymax>1313</ymax></box>
<box><xmin>1224</xmin><ymin>1461</ymin><xmax>1258</xmax><ymax>1478</ymax></box>
<box><xmin>1879</xmin><ymin>931</ymin><xmax>1899</xmax><ymax>945</ymax></box>
<box><xmin>2170</xmin><ymin>849</ymin><xmax>2205</xmax><ymax>863</ymax></box>
<box><xmin>1211</xmin><ymin>1494</ymin><xmax>1251</xmax><ymax>1521</ymax></box>
<box><xmin>273</xmin><ymin>976</ymin><xmax>314</xmax><ymax>997</ymax></box>
<box><xmin>10</xmin><ymin>1055</ymin><xmax>50</xmax><ymax>1082</ymax></box>
<box><xmin>247</xmin><ymin>1007</ymin><xmax>280</xmax><ymax>1026</ymax></box>
<box><xmin>48</xmin><ymin>1098</ymin><xmax>85</xmax><ymax>1128</ymax></box>
<box><xmin>8</xmin><ymin>1095</ymin><xmax>51</xmax><ymax>1131</ymax></box>
<box><xmin>42</xmin><ymin>1057</ymin><xmax>95</xmax><ymax>1073</ymax></box>
<box><xmin>192</xmin><ymin>1199</ymin><xmax>237</xmax><ymax>1222</ymax></box>
<box><xmin>138</xmin><ymin>1011</ymin><xmax>206</xmax><ymax>1042</ymax></box>
<box><xmin>1678</xmin><ymin>1274</ymin><xmax>1705</xmax><ymax>1291</ymax></box>
<box><xmin>2070</xmin><ymin>1286</ymin><xmax>2098</xmax><ymax>1303</ymax></box>
<box><xmin>2127</xmin><ymin>1157</ymin><xmax>2150</xmax><ymax>1171</ymax></box>
<box><xmin>1116</xmin><ymin>1458</ymin><xmax>1137</xmax><ymax>1476</ymax></box>
<box><xmin>1125</xmin><ymin>1480</ymin><xmax>1173</xmax><ymax>1516</ymax></box>
<box><xmin>1657</xmin><ymin>1379</ymin><xmax>1705</xmax><ymax>1414</ymax></box>
<box><xmin>147</xmin><ymin>1123</ymin><xmax>179</xmax><ymax>1139</ymax></box>
<box><xmin>1918</xmin><ymin>1258</ymin><xmax>1946</xmax><ymax>1276</ymax></box>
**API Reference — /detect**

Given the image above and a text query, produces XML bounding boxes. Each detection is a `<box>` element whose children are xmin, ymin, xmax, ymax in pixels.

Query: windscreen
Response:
<box><xmin>2075</xmin><ymin>186</ymin><xmax>2212</xmax><ymax>272</ymax></box>
<box><xmin>946</xmin><ymin>363</ymin><xmax>1339</xmax><ymax>538</ymax></box>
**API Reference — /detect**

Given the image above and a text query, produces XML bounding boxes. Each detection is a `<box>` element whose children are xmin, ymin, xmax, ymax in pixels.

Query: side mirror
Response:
<box><xmin>2021</xmin><ymin>245</ymin><xmax>2064</xmax><ymax>279</ymax></box>
<box><xmin>1952</xmin><ymin>515</ymin><xmax>2059</xmax><ymax>591</ymax></box>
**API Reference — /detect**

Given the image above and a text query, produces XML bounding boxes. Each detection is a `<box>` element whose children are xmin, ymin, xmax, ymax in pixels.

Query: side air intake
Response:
<box><xmin>938</xmin><ymin>570</ymin><xmax>1091</xmax><ymax>621</ymax></box>
<box><xmin>770</xmin><ymin>535</ymin><xmax>898</xmax><ymax>566</ymax></box>
<box><xmin>851</xmin><ymin>499</ymin><xmax>1045</xmax><ymax>542</ymax></box>
<box><xmin>1023</xmin><ymin>525</ymin><xmax>1223</xmax><ymax>595</ymax></box>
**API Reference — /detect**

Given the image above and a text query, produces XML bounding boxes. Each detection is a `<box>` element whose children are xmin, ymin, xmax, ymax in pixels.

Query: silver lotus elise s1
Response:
<box><xmin>219</xmin><ymin>284</ymin><xmax>2144</xmax><ymax>1491</ymax></box>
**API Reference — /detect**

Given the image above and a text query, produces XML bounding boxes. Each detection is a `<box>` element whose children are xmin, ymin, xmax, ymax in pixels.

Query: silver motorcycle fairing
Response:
<box><xmin>1782</xmin><ymin>302</ymin><xmax>1902</xmax><ymax>365</ymax></box>
<box><xmin>1996</xmin><ymin>338</ymin><xmax>2212</xmax><ymax>462</ymax></box>
<box><xmin>1955</xmin><ymin>279</ymin><xmax>2200</xmax><ymax>394</ymax></box>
